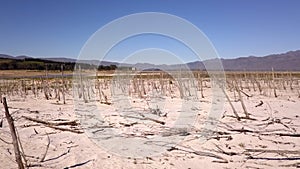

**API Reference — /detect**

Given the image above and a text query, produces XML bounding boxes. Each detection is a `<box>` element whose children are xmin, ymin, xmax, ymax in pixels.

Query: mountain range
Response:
<box><xmin>1</xmin><ymin>50</ymin><xmax>300</xmax><ymax>71</ymax></box>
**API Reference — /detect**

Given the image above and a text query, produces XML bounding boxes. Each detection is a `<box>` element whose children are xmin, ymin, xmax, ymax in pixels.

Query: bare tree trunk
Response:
<box><xmin>79</xmin><ymin>66</ymin><xmax>87</xmax><ymax>103</ymax></box>
<box><xmin>0</xmin><ymin>87</ymin><xmax>2</xmax><ymax>103</ymax></box>
<box><xmin>235</xmin><ymin>83</ymin><xmax>250</xmax><ymax>118</ymax></box>
<box><xmin>272</xmin><ymin>67</ymin><xmax>278</xmax><ymax>97</ymax></box>
<box><xmin>3</xmin><ymin>97</ymin><xmax>25</xmax><ymax>169</ymax></box>
<box><xmin>198</xmin><ymin>72</ymin><xmax>204</xmax><ymax>98</ymax></box>
<box><xmin>61</xmin><ymin>64</ymin><xmax>66</xmax><ymax>104</ymax></box>
<box><xmin>289</xmin><ymin>72</ymin><xmax>293</xmax><ymax>91</ymax></box>
<box><xmin>220</xmin><ymin>86</ymin><xmax>240</xmax><ymax>121</ymax></box>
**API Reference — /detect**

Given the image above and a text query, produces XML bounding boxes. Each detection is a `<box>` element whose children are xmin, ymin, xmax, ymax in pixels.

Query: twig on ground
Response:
<box><xmin>167</xmin><ymin>146</ymin><xmax>228</xmax><ymax>163</ymax></box>
<box><xmin>255</xmin><ymin>101</ymin><xmax>264</xmax><ymax>107</ymax></box>
<box><xmin>0</xmin><ymin>137</ymin><xmax>12</xmax><ymax>144</ymax></box>
<box><xmin>40</xmin><ymin>134</ymin><xmax>50</xmax><ymax>162</ymax></box>
<box><xmin>63</xmin><ymin>159</ymin><xmax>93</xmax><ymax>169</ymax></box>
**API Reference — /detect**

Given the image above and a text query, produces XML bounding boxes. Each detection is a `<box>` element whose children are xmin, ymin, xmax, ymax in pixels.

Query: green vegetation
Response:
<box><xmin>0</xmin><ymin>58</ymin><xmax>118</xmax><ymax>71</ymax></box>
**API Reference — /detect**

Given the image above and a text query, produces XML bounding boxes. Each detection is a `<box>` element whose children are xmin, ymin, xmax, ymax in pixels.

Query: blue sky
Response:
<box><xmin>0</xmin><ymin>0</ymin><xmax>299</xmax><ymax>63</ymax></box>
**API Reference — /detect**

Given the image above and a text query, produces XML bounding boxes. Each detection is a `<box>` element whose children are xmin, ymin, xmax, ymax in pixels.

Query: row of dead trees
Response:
<box><xmin>0</xmin><ymin>66</ymin><xmax>70</xmax><ymax>104</ymax></box>
<box><xmin>1</xmin><ymin>71</ymin><xmax>299</xmax><ymax>105</ymax></box>
<box><xmin>74</xmin><ymin>71</ymin><xmax>300</xmax><ymax>103</ymax></box>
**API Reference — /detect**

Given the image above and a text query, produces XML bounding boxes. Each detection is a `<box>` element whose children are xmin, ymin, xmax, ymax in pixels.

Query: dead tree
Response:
<box><xmin>3</xmin><ymin>97</ymin><xmax>25</xmax><ymax>169</ymax></box>
<box><xmin>235</xmin><ymin>81</ymin><xmax>250</xmax><ymax>118</ymax></box>
<box><xmin>220</xmin><ymin>85</ymin><xmax>240</xmax><ymax>121</ymax></box>
<box><xmin>61</xmin><ymin>64</ymin><xmax>66</xmax><ymax>104</ymax></box>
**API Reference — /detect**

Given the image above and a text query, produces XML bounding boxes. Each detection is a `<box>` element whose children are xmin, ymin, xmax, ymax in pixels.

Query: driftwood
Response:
<box><xmin>121</xmin><ymin>114</ymin><xmax>165</xmax><ymax>125</ymax></box>
<box><xmin>3</xmin><ymin>97</ymin><xmax>25</xmax><ymax>169</ymax></box>
<box><xmin>247</xmin><ymin>156</ymin><xmax>300</xmax><ymax>160</ymax></box>
<box><xmin>22</xmin><ymin>116</ymin><xmax>79</xmax><ymax>126</ymax></box>
<box><xmin>41</xmin><ymin>125</ymin><xmax>83</xmax><ymax>134</ymax></box>
<box><xmin>167</xmin><ymin>146</ymin><xmax>228</xmax><ymax>163</ymax></box>
<box><xmin>245</xmin><ymin>148</ymin><xmax>300</xmax><ymax>155</ymax></box>
<box><xmin>228</xmin><ymin>128</ymin><xmax>300</xmax><ymax>137</ymax></box>
<box><xmin>22</xmin><ymin>116</ymin><xmax>83</xmax><ymax>134</ymax></box>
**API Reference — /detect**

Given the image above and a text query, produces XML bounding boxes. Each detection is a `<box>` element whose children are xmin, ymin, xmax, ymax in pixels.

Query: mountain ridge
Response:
<box><xmin>1</xmin><ymin>50</ymin><xmax>300</xmax><ymax>71</ymax></box>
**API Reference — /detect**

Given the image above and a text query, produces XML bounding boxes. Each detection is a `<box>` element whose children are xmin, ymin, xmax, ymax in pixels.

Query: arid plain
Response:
<box><xmin>1</xmin><ymin>70</ymin><xmax>300</xmax><ymax>169</ymax></box>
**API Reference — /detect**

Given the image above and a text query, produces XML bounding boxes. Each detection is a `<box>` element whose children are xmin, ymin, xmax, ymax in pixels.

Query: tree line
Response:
<box><xmin>0</xmin><ymin>58</ymin><xmax>118</xmax><ymax>71</ymax></box>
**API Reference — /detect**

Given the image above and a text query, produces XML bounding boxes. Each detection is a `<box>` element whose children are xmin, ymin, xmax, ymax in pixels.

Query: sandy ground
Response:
<box><xmin>0</xmin><ymin>82</ymin><xmax>300</xmax><ymax>169</ymax></box>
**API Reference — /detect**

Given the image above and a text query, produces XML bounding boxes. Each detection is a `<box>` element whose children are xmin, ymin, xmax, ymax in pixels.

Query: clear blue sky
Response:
<box><xmin>0</xmin><ymin>0</ymin><xmax>299</xmax><ymax>63</ymax></box>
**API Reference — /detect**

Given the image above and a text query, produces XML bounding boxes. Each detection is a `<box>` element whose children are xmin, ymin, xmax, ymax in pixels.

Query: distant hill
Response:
<box><xmin>128</xmin><ymin>50</ymin><xmax>300</xmax><ymax>71</ymax></box>
<box><xmin>0</xmin><ymin>54</ymin><xmax>15</xmax><ymax>59</ymax></box>
<box><xmin>218</xmin><ymin>50</ymin><xmax>300</xmax><ymax>71</ymax></box>
<box><xmin>1</xmin><ymin>50</ymin><xmax>300</xmax><ymax>71</ymax></box>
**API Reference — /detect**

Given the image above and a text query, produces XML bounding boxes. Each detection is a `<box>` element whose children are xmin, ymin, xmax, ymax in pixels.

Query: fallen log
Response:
<box><xmin>247</xmin><ymin>156</ymin><xmax>300</xmax><ymax>161</ymax></box>
<box><xmin>22</xmin><ymin>116</ymin><xmax>83</xmax><ymax>134</ymax></box>
<box><xmin>44</xmin><ymin>125</ymin><xmax>83</xmax><ymax>134</ymax></box>
<box><xmin>22</xmin><ymin>116</ymin><xmax>79</xmax><ymax>126</ymax></box>
<box><xmin>228</xmin><ymin>128</ymin><xmax>300</xmax><ymax>137</ymax></box>
<box><xmin>245</xmin><ymin>148</ymin><xmax>300</xmax><ymax>155</ymax></box>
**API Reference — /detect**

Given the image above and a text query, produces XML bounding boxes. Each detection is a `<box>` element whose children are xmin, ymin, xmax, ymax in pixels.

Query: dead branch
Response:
<box><xmin>40</xmin><ymin>134</ymin><xmax>50</xmax><ymax>162</ymax></box>
<box><xmin>247</xmin><ymin>156</ymin><xmax>300</xmax><ymax>161</ymax></box>
<box><xmin>228</xmin><ymin>127</ymin><xmax>300</xmax><ymax>137</ymax></box>
<box><xmin>22</xmin><ymin>116</ymin><xmax>79</xmax><ymax>126</ymax></box>
<box><xmin>255</xmin><ymin>100</ymin><xmax>264</xmax><ymax>107</ymax></box>
<box><xmin>279</xmin><ymin>162</ymin><xmax>300</xmax><ymax>168</ymax></box>
<box><xmin>239</xmin><ymin>89</ymin><xmax>252</xmax><ymax>98</ymax></box>
<box><xmin>63</xmin><ymin>159</ymin><xmax>93</xmax><ymax>169</ymax></box>
<box><xmin>121</xmin><ymin>114</ymin><xmax>165</xmax><ymax>125</ymax></box>
<box><xmin>119</xmin><ymin>121</ymin><xmax>138</xmax><ymax>127</ymax></box>
<box><xmin>22</xmin><ymin>116</ymin><xmax>83</xmax><ymax>134</ymax></box>
<box><xmin>45</xmin><ymin>125</ymin><xmax>83</xmax><ymax>134</ymax></box>
<box><xmin>43</xmin><ymin>147</ymin><xmax>71</xmax><ymax>162</ymax></box>
<box><xmin>220</xmin><ymin>86</ymin><xmax>240</xmax><ymax>121</ymax></box>
<box><xmin>244</xmin><ymin>148</ymin><xmax>300</xmax><ymax>155</ymax></box>
<box><xmin>0</xmin><ymin>136</ymin><xmax>12</xmax><ymax>144</ymax></box>
<box><xmin>167</xmin><ymin>146</ymin><xmax>228</xmax><ymax>163</ymax></box>
<box><xmin>235</xmin><ymin>83</ymin><xmax>250</xmax><ymax>118</ymax></box>
<box><xmin>207</xmin><ymin>135</ymin><xmax>233</xmax><ymax>141</ymax></box>
<box><xmin>274</xmin><ymin>133</ymin><xmax>300</xmax><ymax>137</ymax></box>
<box><xmin>15</xmin><ymin>127</ymin><xmax>28</xmax><ymax>167</ymax></box>
<box><xmin>160</xmin><ymin>128</ymin><xmax>190</xmax><ymax>137</ymax></box>
<box><xmin>3</xmin><ymin>97</ymin><xmax>25</xmax><ymax>169</ymax></box>
<box><xmin>214</xmin><ymin>143</ymin><xmax>239</xmax><ymax>156</ymax></box>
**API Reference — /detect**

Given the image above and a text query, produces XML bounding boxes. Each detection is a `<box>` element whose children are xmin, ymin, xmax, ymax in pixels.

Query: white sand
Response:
<box><xmin>1</xmin><ymin>82</ymin><xmax>299</xmax><ymax>169</ymax></box>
